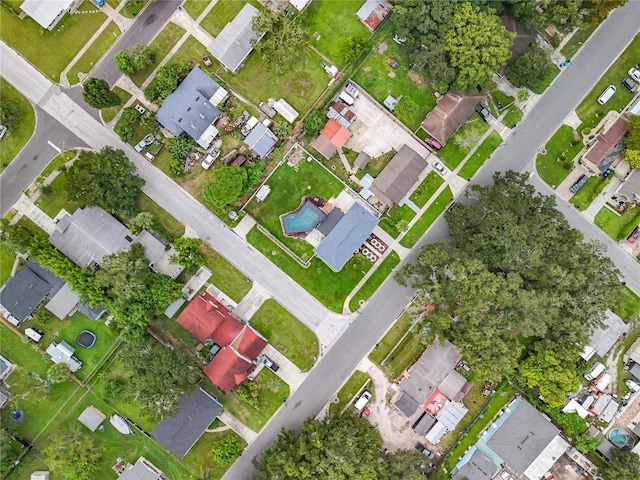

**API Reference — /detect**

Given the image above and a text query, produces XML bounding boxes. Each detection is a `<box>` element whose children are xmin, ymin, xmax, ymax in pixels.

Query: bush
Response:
<box><xmin>210</xmin><ymin>435</ymin><xmax>243</xmax><ymax>466</ymax></box>
<box><xmin>507</xmin><ymin>44</ymin><xmax>555</xmax><ymax>91</ymax></box>
<box><xmin>303</xmin><ymin>109</ymin><xmax>325</xmax><ymax>136</ymax></box>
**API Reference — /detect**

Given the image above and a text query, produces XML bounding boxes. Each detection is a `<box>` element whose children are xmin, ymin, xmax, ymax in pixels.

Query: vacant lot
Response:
<box><xmin>0</xmin><ymin>0</ymin><xmax>107</xmax><ymax>81</ymax></box>
<box><xmin>250</xmin><ymin>299</ymin><xmax>318</xmax><ymax>371</ymax></box>
<box><xmin>0</xmin><ymin>79</ymin><xmax>35</xmax><ymax>170</ymax></box>
<box><xmin>66</xmin><ymin>21</ymin><xmax>120</xmax><ymax>85</ymax></box>
<box><xmin>130</xmin><ymin>23</ymin><xmax>186</xmax><ymax>87</ymax></box>
<box><xmin>535</xmin><ymin>125</ymin><xmax>582</xmax><ymax>188</ymax></box>
<box><xmin>300</xmin><ymin>0</ymin><xmax>371</xmax><ymax>67</ymax></box>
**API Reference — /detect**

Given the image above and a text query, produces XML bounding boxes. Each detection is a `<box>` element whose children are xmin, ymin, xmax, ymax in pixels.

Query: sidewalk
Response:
<box><xmin>12</xmin><ymin>194</ymin><xmax>56</xmax><ymax>234</ymax></box>
<box><xmin>219</xmin><ymin>411</ymin><xmax>258</xmax><ymax>444</ymax></box>
<box><xmin>233</xmin><ymin>282</ymin><xmax>271</xmax><ymax>321</ymax></box>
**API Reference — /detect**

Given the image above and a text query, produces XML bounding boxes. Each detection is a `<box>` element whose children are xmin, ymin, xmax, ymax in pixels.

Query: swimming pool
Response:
<box><xmin>609</xmin><ymin>428</ymin><xmax>630</xmax><ymax>447</ymax></box>
<box><xmin>281</xmin><ymin>200</ymin><xmax>326</xmax><ymax>235</ymax></box>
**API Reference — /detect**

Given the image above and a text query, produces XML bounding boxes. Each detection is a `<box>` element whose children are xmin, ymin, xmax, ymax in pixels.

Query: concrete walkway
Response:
<box><xmin>583</xmin><ymin>176</ymin><xmax>622</xmax><ymax>220</ymax></box>
<box><xmin>169</xmin><ymin>8</ymin><xmax>214</xmax><ymax>47</ymax></box>
<box><xmin>219</xmin><ymin>411</ymin><xmax>258</xmax><ymax>444</ymax></box>
<box><xmin>13</xmin><ymin>194</ymin><xmax>56</xmax><ymax>234</ymax></box>
<box><xmin>259</xmin><ymin>344</ymin><xmax>308</xmax><ymax>392</ymax></box>
<box><xmin>233</xmin><ymin>282</ymin><xmax>272</xmax><ymax>321</ymax></box>
<box><xmin>233</xmin><ymin>215</ymin><xmax>257</xmax><ymax>240</ymax></box>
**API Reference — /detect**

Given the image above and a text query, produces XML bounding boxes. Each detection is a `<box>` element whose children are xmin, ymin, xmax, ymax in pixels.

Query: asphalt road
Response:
<box><xmin>223</xmin><ymin>3</ymin><xmax>640</xmax><ymax>478</ymax></box>
<box><xmin>0</xmin><ymin>105</ymin><xmax>87</xmax><ymax>213</ymax></box>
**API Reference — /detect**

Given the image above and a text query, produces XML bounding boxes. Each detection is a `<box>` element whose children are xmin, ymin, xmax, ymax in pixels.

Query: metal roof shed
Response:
<box><xmin>274</xmin><ymin>99</ymin><xmax>299</xmax><ymax>124</ymax></box>
<box><xmin>20</xmin><ymin>0</ymin><xmax>74</xmax><ymax>30</ymax></box>
<box><xmin>244</xmin><ymin>123</ymin><xmax>278</xmax><ymax>158</ymax></box>
<box><xmin>78</xmin><ymin>405</ymin><xmax>106</xmax><ymax>432</ymax></box>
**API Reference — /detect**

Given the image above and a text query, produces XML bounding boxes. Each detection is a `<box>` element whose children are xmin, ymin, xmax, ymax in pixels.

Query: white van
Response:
<box><xmin>354</xmin><ymin>391</ymin><xmax>371</xmax><ymax>411</ymax></box>
<box><xmin>597</xmin><ymin>85</ymin><xmax>616</xmax><ymax>105</ymax></box>
<box><xmin>585</xmin><ymin>362</ymin><xmax>605</xmax><ymax>381</ymax></box>
<box><xmin>25</xmin><ymin>327</ymin><xmax>43</xmax><ymax>343</ymax></box>
<box><xmin>339</xmin><ymin>91</ymin><xmax>355</xmax><ymax>106</ymax></box>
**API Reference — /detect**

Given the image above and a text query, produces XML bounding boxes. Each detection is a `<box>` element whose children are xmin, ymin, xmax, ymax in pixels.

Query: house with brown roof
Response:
<box><xmin>311</xmin><ymin>118</ymin><xmax>352</xmax><ymax>160</ymax></box>
<box><xmin>176</xmin><ymin>292</ymin><xmax>267</xmax><ymax>390</ymax></box>
<box><xmin>327</xmin><ymin>101</ymin><xmax>356</xmax><ymax>128</ymax></box>
<box><xmin>421</xmin><ymin>92</ymin><xmax>483</xmax><ymax>145</ymax></box>
<box><xmin>369</xmin><ymin>145</ymin><xmax>428</xmax><ymax>207</ymax></box>
<box><xmin>583</xmin><ymin>116</ymin><xmax>629</xmax><ymax>174</ymax></box>
<box><xmin>500</xmin><ymin>11</ymin><xmax>536</xmax><ymax>67</ymax></box>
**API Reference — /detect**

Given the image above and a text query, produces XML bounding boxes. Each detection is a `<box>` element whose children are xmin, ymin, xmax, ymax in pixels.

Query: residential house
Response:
<box><xmin>176</xmin><ymin>292</ymin><xmax>267</xmax><ymax>390</ymax></box>
<box><xmin>77</xmin><ymin>405</ymin><xmax>106</xmax><ymax>432</ymax></box>
<box><xmin>117</xmin><ymin>457</ymin><xmax>165</xmax><ymax>480</ymax></box>
<box><xmin>356</xmin><ymin>0</ymin><xmax>392</xmax><ymax>31</ymax></box>
<box><xmin>274</xmin><ymin>98</ymin><xmax>299</xmax><ymax>124</ymax></box>
<box><xmin>156</xmin><ymin>67</ymin><xmax>225</xmax><ymax>149</ymax></box>
<box><xmin>580</xmin><ymin>310</ymin><xmax>628</xmax><ymax>361</ymax></box>
<box><xmin>421</xmin><ymin>92</ymin><xmax>483</xmax><ymax>146</ymax></box>
<box><xmin>583</xmin><ymin>115</ymin><xmax>629</xmax><ymax>174</ymax></box>
<box><xmin>327</xmin><ymin>101</ymin><xmax>356</xmax><ymax>129</ymax></box>
<box><xmin>0</xmin><ymin>355</ymin><xmax>15</xmax><ymax>382</ymax></box>
<box><xmin>152</xmin><ymin>388</ymin><xmax>223</xmax><ymax>457</ymax></box>
<box><xmin>207</xmin><ymin>3</ymin><xmax>265</xmax><ymax>73</ymax></box>
<box><xmin>46</xmin><ymin>340</ymin><xmax>82</xmax><ymax>372</ymax></box>
<box><xmin>49</xmin><ymin>206</ymin><xmax>165</xmax><ymax>270</ymax></box>
<box><xmin>452</xmin><ymin>447</ymin><xmax>498</xmax><ymax>480</ymax></box>
<box><xmin>613</xmin><ymin>168</ymin><xmax>640</xmax><ymax>207</ymax></box>
<box><xmin>312</xmin><ymin>118</ymin><xmax>351</xmax><ymax>159</ymax></box>
<box><xmin>20</xmin><ymin>0</ymin><xmax>79</xmax><ymax>30</ymax></box>
<box><xmin>370</xmin><ymin>145</ymin><xmax>428</xmax><ymax>208</ymax></box>
<box><xmin>314</xmin><ymin>202</ymin><xmax>378</xmax><ymax>271</ymax></box>
<box><xmin>243</xmin><ymin>122</ymin><xmax>278</xmax><ymax>158</ymax></box>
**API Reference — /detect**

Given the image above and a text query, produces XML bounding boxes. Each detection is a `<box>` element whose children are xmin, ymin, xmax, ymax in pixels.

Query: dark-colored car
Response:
<box><xmin>425</xmin><ymin>136</ymin><xmax>442</xmax><ymax>150</ymax></box>
<box><xmin>628</xmin><ymin>226</ymin><xmax>640</xmax><ymax>243</ymax></box>
<box><xmin>416</xmin><ymin>444</ymin><xmax>436</xmax><ymax>460</ymax></box>
<box><xmin>569</xmin><ymin>174</ymin><xmax>588</xmax><ymax>194</ymax></box>
<box><xmin>475</xmin><ymin>103</ymin><xmax>494</xmax><ymax>122</ymax></box>
<box><xmin>262</xmin><ymin>355</ymin><xmax>280</xmax><ymax>372</ymax></box>
<box><xmin>622</xmin><ymin>77</ymin><xmax>637</xmax><ymax>93</ymax></box>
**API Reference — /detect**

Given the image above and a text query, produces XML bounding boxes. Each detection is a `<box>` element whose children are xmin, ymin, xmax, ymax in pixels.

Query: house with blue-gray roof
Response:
<box><xmin>314</xmin><ymin>202</ymin><xmax>378</xmax><ymax>271</ymax></box>
<box><xmin>156</xmin><ymin>67</ymin><xmax>226</xmax><ymax>148</ymax></box>
<box><xmin>243</xmin><ymin>122</ymin><xmax>278</xmax><ymax>158</ymax></box>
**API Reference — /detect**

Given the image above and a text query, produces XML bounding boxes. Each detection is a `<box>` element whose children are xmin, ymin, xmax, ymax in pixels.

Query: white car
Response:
<box><xmin>201</xmin><ymin>149</ymin><xmax>220</xmax><ymax>169</ymax></box>
<box><xmin>433</xmin><ymin>161</ymin><xmax>447</xmax><ymax>175</ymax></box>
<box><xmin>629</xmin><ymin>67</ymin><xmax>640</xmax><ymax>83</ymax></box>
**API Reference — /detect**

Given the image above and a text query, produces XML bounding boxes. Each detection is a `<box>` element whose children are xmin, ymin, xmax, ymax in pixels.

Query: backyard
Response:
<box><xmin>400</xmin><ymin>187</ymin><xmax>453</xmax><ymax>248</ymax></box>
<box><xmin>457</xmin><ymin>131</ymin><xmax>503</xmax><ymax>180</ymax></box>
<box><xmin>249</xmin><ymin>299</ymin><xmax>319</xmax><ymax>371</ymax></box>
<box><xmin>535</xmin><ymin>124</ymin><xmax>583</xmax><ymax>187</ymax></box>
<box><xmin>437</xmin><ymin>118</ymin><xmax>490</xmax><ymax>169</ymax></box>
<box><xmin>348</xmin><ymin>251</ymin><xmax>400</xmax><ymax>313</ymax></box>
<box><xmin>0</xmin><ymin>0</ymin><xmax>107</xmax><ymax>81</ymax></box>
<box><xmin>594</xmin><ymin>204</ymin><xmax>640</xmax><ymax>241</ymax></box>
<box><xmin>66</xmin><ymin>21</ymin><xmax>120</xmax><ymax>85</ymax></box>
<box><xmin>0</xmin><ymin>79</ymin><xmax>35</xmax><ymax>170</ymax></box>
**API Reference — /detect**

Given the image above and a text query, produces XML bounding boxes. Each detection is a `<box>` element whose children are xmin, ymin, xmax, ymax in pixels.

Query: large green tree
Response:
<box><xmin>445</xmin><ymin>2</ymin><xmax>515</xmax><ymax>91</ymax></box>
<box><xmin>144</xmin><ymin>63</ymin><xmax>186</xmax><ymax>101</ymax></box>
<box><xmin>583</xmin><ymin>1</ymin><xmax>627</xmax><ymax>25</ymax></box>
<box><xmin>0</xmin><ymin>100</ymin><xmax>23</xmax><ymax>127</ymax></box>
<box><xmin>114</xmin><ymin>51</ymin><xmax>134</xmax><ymax>75</ymax></box>
<box><xmin>252</xmin><ymin>10</ymin><xmax>306</xmax><ymax>73</ymax></box>
<box><xmin>127</xmin><ymin>43</ymin><xmax>155</xmax><ymax>71</ymax></box>
<box><xmin>602</xmin><ymin>449</ymin><xmax>640</xmax><ymax>480</ymax></box>
<box><xmin>82</xmin><ymin>77</ymin><xmax>121</xmax><ymax>109</ymax></box>
<box><xmin>66</xmin><ymin>147</ymin><xmax>144</xmax><ymax>216</ymax></box>
<box><xmin>623</xmin><ymin>114</ymin><xmax>640</xmax><ymax>167</ymax></box>
<box><xmin>203</xmin><ymin>166</ymin><xmax>247</xmax><ymax>208</ymax></box>
<box><xmin>506</xmin><ymin>43</ymin><xmax>555</xmax><ymax>92</ymax></box>
<box><xmin>42</xmin><ymin>427</ymin><xmax>103</xmax><ymax>480</ymax></box>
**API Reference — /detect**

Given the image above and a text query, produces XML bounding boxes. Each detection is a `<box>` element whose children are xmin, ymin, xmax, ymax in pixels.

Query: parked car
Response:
<box><xmin>629</xmin><ymin>67</ymin><xmax>640</xmax><ymax>83</ymax></box>
<box><xmin>432</xmin><ymin>160</ymin><xmax>447</xmax><ymax>175</ymax></box>
<box><xmin>134</xmin><ymin>133</ymin><xmax>154</xmax><ymax>153</ymax></box>
<box><xmin>425</xmin><ymin>136</ymin><xmax>442</xmax><ymax>150</ymax></box>
<box><xmin>622</xmin><ymin>77</ymin><xmax>637</xmax><ymax>93</ymax></box>
<box><xmin>201</xmin><ymin>148</ymin><xmax>220</xmax><ymax>169</ymax></box>
<box><xmin>354</xmin><ymin>391</ymin><xmax>372</xmax><ymax>411</ymax></box>
<box><xmin>475</xmin><ymin>103</ymin><xmax>494</xmax><ymax>122</ymax></box>
<box><xmin>499</xmin><ymin>471</ymin><xmax>513</xmax><ymax>480</ymax></box>
<box><xmin>628</xmin><ymin>226</ymin><xmax>640</xmax><ymax>243</ymax></box>
<box><xmin>415</xmin><ymin>444</ymin><xmax>436</xmax><ymax>460</ymax></box>
<box><xmin>262</xmin><ymin>355</ymin><xmax>280</xmax><ymax>372</ymax></box>
<box><xmin>202</xmin><ymin>55</ymin><xmax>212</xmax><ymax>67</ymax></box>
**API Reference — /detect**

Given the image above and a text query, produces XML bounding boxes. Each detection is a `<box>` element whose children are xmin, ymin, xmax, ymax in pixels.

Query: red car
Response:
<box><xmin>628</xmin><ymin>226</ymin><xmax>640</xmax><ymax>243</ymax></box>
<box><xmin>425</xmin><ymin>136</ymin><xmax>442</xmax><ymax>150</ymax></box>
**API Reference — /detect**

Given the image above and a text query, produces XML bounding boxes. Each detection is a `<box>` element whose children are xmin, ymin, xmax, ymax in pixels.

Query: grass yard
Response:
<box><xmin>101</xmin><ymin>87</ymin><xmax>132</xmax><ymax>124</ymax></box>
<box><xmin>400</xmin><ymin>187</ymin><xmax>453</xmax><ymax>248</ymax></box>
<box><xmin>409</xmin><ymin>172</ymin><xmax>444</xmax><ymax>208</ymax></box>
<box><xmin>458</xmin><ymin>131</ymin><xmax>503</xmax><ymax>180</ymax></box>
<box><xmin>120</xmin><ymin>0</ymin><xmax>148</xmax><ymax>18</ymax></box>
<box><xmin>535</xmin><ymin>125</ymin><xmax>583</xmax><ymax>188</ymax></box>
<box><xmin>247</xmin><ymin>227</ymin><xmax>372</xmax><ymax>312</ymax></box>
<box><xmin>0</xmin><ymin>0</ymin><xmax>107</xmax><ymax>81</ymax></box>
<box><xmin>561</xmin><ymin>25</ymin><xmax>598</xmax><ymax>59</ymax></box>
<box><xmin>369</xmin><ymin>311</ymin><xmax>413</xmax><ymax>366</ymax></box>
<box><xmin>36</xmin><ymin>150</ymin><xmax>77</xmax><ymax>187</ymax></box>
<box><xmin>380</xmin><ymin>324</ymin><xmax>424</xmax><ymax>380</ymax></box>
<box><xmin>438</xmin><ymin>118</ymin><xmax>490</xmax><ymax>169</ymax></box>
<box><xmin>348</xmin><ymin>251</ymin><xmax>400</xmax><ymax>312</ymax></box>
<box><xmin>200</xmin><ymin>243</ymin><xmax>252</xmax><ymax>303</ymax></box>
<box><xmin>575</xmin><ymin>34</ymin><xmax>640</xmax><ymax>129</ymax></box>
<box><xmin>0</xmin><ymin>245</ymin><xmax>16</xmax><ymax>285</ymax></box>
<box><xmin>245</xmin><ymin>160</ymin><xmax>344</xmax><ymax>259</ymax></box>
<box><xmin>612</xmin><ymin>285</ymin><xmax>640</xmax><ymax>322</ymax></box>
<box><xmin>35</xmin><ymin>171</ymin><xmax>81</xmax><ymax>218</ymax></box>
<box><xmin>137</xmin><ymin>193</ymin><xmax>185</xmax><ymax>240</ymax></box>
<box><xmin>300</xmin><ymin>0</ymin><xmax>371</xmax><ymax>67</ymax></box>
<box><xmin>378</xmin><ymin>204</ymin><xmax>415</xmax><ymax>239</ymax></box>
<box><xmin>114</xmin><ymin>103</ymin><xmax>158</xmax><ymax>146</ymax></box>
<box><xmin>329</xmin><ymin>371</ymin><xmax>371</xmax><ymax>415</ymax></box>
<box><xmin>0</xmin><ymin>79</ymin><xmax>36</xmax><ymax>171</ymax></box>
<box><xmin>201</xmin><ymin>368</ymin><xmax>289</xmax><ymax>432</ymax></box>
<box><xmin>528</xmin><ymin>65</ymin><xmax>560</xmax><ymax>95</ymax></box>
<box><xmin>569</xmin><ymin>175</ymin><xmax>608</xmax><ymax>210</ymax></box>
<box><xmin>353</xmin><ymin>22</ymin><xmax>436</xmax><ymax>130</ymax></box>
<box><xmin>200</xmin><ymin>0</ymin><xmax>263</xmax><ymax>37</ymax></box>
<box><xmin>250</xmin><ymin>299</ymin><xmax>319</xmax><ymax>371</ymax></box>
<box><xmin>503</xmin><ymin>104</ymin><xmax>523</xmax><ymax>127</ymax></box>
<box><xmin>594</xmin><ymin>204</ymin><xmax>640</xmax><ymax>241</ymax></box>
<box><xmin>66</xmin><ymin>21</ymin><xmax>120</xmax><ymax>85</ymax></box>
<box><xmin>183</xmin><ymin>427</ymin><xmax>247</xmax><ymax>479</ymax></box>
<box><xmin>130</xmin><ymin>23</ymin><xmax>186</xmax><ymax>87</ymax></box>
<box><xmin>356</xmin><ymin>150</ymin><xmax>396</xmax><ymax>178</ymax></box>
<box><xmin>183</xmin><ymin>0</ymin><xmax>211</xmax><ymax>20</ymax></box>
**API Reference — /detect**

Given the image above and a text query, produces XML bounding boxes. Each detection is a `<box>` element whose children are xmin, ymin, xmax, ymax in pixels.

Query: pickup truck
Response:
<box><xmin>134</xmin><ymin>134</ymin><xmax>155</xmax><ymax>153</ymax></box>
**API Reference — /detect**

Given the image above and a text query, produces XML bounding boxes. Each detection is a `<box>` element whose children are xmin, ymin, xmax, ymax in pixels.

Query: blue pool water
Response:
<box><xmin>609</xmin><ymin>428</ymin><xmax>629</xmax><ymax>447</ymax></box>
<box><xmin>282</xmin><ymin>201</ymin><xmax>326</xmax><ymax>235</ymax></box>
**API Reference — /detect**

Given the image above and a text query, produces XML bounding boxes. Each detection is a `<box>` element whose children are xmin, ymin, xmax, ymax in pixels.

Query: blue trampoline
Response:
<box><xmin>281</xmin><ymin>200</ymin><xmax>326</xmax><ymax>235</ymax></box>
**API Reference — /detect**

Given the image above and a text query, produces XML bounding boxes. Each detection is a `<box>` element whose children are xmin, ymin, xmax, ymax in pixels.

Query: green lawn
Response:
<box><xmin>409</xmin><ymin>172</ymin><xmax>444</xmax><ymax>208</ymax></box>
<box><xmin>438</xmin><ymin>118</ymin><xmax>490</xmax><ymax>169</ymax></box>
<box><xmin>400</xmin><ymin>187</ymin><xmax>453</xmax><ymax>248</ymax></box>
<box><xmin>36</xmin><ymin>150</ymin><xmax>77</xmax><ymax>185</ymax></box>
<box><xmin>356</xmin><ymin>150</ymin><xmax>395</xmax><ymax>178</ymax></box>
<box><xmin>247</xmin><ymin>227</ymin><xmax>372</xmax><ymax>313</ymax></box>
<box><xmin>136</xmin><ymin>193</ymin><xmax>185</xmax><ymax>240</ymax></box>
<box><xmin>528</xmin><ymin>65</ymin><xmax>560</xmax><ymax>95</ymax></box>
<box><xmin>183</xmin><ymin>427</ymin><xmax>247</xmax><ymax>479</ymax></box>
<box><xmin>503</xmin><ymin>105</ymin><xmax>523</xmax><ymax>127</ymax></box>
<box><xmin>458</xmin><ymin>131</ymin><xmax>503</xmax><ymax>180</ymax></box>
<box><xmin>200</xmin><ymin>243</ymin><xmax>252</xmax><ymax>303</ymax></box>
<box><xmin>66</xmin><ymin>21</ymin><xmax>120</xmax><ymax>85</ymax></box>
<box><xmin>183</xmin><ymin>0</ymin><xmax>211</xmax><ymax>20</ymax></box>
<box><xmin>561</xmin><ymin>25</ymin><xmax>598</xmax><ymax>59</ymax></box>
<box><xmin>200</xmin><ymin>0</ymin><xmax>263</xmax><ymax>37</ymax></box>
<box><xmin>0</xmin><ymin>245</ymin><xmax>16</xmax><ymax>285</ymax></box>
<box><xmin>300</xmin><ymin>0</ymin><xmax>371</xmax><ymax>67</ymax></box>
<box><xmin>114</xmin><ymin>102</ymin><xmax>158</xmax><ymax>146</ymax></box>
<box><xmin>353</xmin><ymin>21</ymin><xmax>436</xmax><ymax>130</ymax></box>
<box><xmin>535</xmin><ymin>125</ymin><xmax>582</xmax><ymax>188</ymax></box>
<box><xmin>369</xmin><ymin>311</ymin><xmax>414</xmax><ymax>366</ymax></box>
<box><xmin>378</xmin><ymin>204</ymin><xmax>416</xmax><ymax>239</ymax></box>
<box><xmin>101</xmin><ymin>86</ymin><xmax>132</xmax><ymax>124</ymax></box>
<box><xmin>120</xmin><ymin>0</ymin><xmax>148</xmax><ymax>18</ymax></box>
<box><xmin>594</xmin><ymin>205</ymin><xmax>640</xmax><ymax>241</ymax></box>
<box><xmin>130</xmin><ymin>23</ymin><xmax>186</xmax><ymax>87</ymax></box>
<box><xmin>348</xmin><ymin>251</ymin><xmax>400</xmax><ymax>312</ymax></box>
<box><xmin>0</xmin><ymin>79</ymin><xmax>36</xmax><ymax>171</ymax></box>
<box><xmin>0</xmin><ymin>0</ymin><xmax>107</xmax><ymax>81</ymax></box>
<box><xmin>245</xmin><ymin>159</ymin><xmax>344</xmax><ymax>259</ymax></box>
<box><xmin>250</xmin><ymin>299</ymin><xmax>319</xmax><ymax>371</ymax></box>
<box><xmin>612</xmin><ymin>285</ymin><xmax>640</xmax><ymax>322</ymax></box>
<box><xmin>381</xmin><ymin>325</ymin><xmax>424</xmax><ymax>380</ymax></box>
<box><xmin>569</xmin><ymin>175</ymin><xmax>607</xmax><ymax>210</ymax></box>
<box><xmin>575</xmin><ymin>34</ymin><xmax>640</xmax><ymax>129</ymax></box>
<box><xmin>329</xmin><ymin>371</ymin><xmax>371</xmax><ymax>415</ymax></box>
<box><xmin>35</xmin><ymin>171</ymin><xmax>80</xmax><ymax>218</ymax></box>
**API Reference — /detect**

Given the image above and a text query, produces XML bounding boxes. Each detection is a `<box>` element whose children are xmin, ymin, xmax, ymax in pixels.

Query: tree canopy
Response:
<box><xmin>254</xmin><ymin>414</ymin><xmax>429</xmax><ymax>480</ymax></box>
<box><xmin>144</xmin><ymin>63</ymin><xmax>186</xmax><ymax>102</ymax></box>
<box><xmin>66</xmin><ymin>147</ymin><xmax>144</xmax><ymax>216</ymax></box>
<box><xmin>204</xmin><ymin>166</ymin><xmax>248</xmax><ymax>208</ymax></box>
<box><xmin>115</xmin><ymin>51</ymin><xmax>134</xmax><ymax>75</ymax></box>
<box><xmin>252</xmin><ymin>10</ymin><xmax>306</xmax><ymax>74</ymax></box>
<box><xmin>506</xmin><ymin>43</ymin><xmax>555</xmax><ymax>92</ymax></box>
<box><xmin>397</xmin><ymin>171</ymin><xmax>620</xmax><ymax>383</ymax></box>
<box><xmin>127</xmin><ymin>43</ymin><xmax>155</xmax><ymax>71</ymax></box>
<box><xmin>602</xmin><ymin>449</ymin><xmax>640</xmax><ymax>480</ymax></box>
<box><xmin>623</xmin><ymin>114</ymin><xmax>640</xmax><ymax>168</ymax></box>
<box><xmin>303</xmin><ymin>109</ymin><xmax>326</xmax><ymax>136</ymax></box>
<box><xmin>42</xmin><ymin>427</ymin><xmax>103</xmax><ymax>480</ymax></box>
<box><xmin>82</xmin><ymin>78</ymin><xmax>121</xmax><ymax>109</ymax></box>
<box><xmin>0</xmin><ymin>100</ymin><xmax>23</xmax><ymax>127</ymax></box>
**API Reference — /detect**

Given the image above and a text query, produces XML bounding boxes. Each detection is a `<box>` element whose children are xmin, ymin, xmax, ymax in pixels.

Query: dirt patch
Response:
<box><xmin>363</xmin><ymin>65</ymin><xmax>371</xmax><ymax>72</ymax></box>
<box><xmin>408</xmin><ymin>70</ymin><xmax>425</xmax><ymax>87</ymax></box>
<box><xmin>377</xmin><ymin>41</ymin><xmax>388</xmax><ymax>54</ymax></box>
<box><xmin>388</xmin><ymin>71</ymin><xmax>396</xmax><ymax>79</ymax></box>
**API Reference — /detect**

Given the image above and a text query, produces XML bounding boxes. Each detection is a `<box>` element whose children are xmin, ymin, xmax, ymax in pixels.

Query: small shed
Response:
<box><xmin>356</xmin><ymin>0</ymin><xmax>393</xmax><ymax>31</ymax></box>
<box><xmin>78</xmin><ymin>405</ymin><xmax>106</xmax><ymax>432</ymax></box>
<box><xmin>274</xmin><ymin>99</ymin><xmax>299</xmax><ymax>124</ymax></box>
<box><xmin>383</xmin><ymin>95</ymin><xmax>398</xmax><ymax>111</ymax></box>
<box><xmin>354</xmin><ymin>151</ymin><xmax>371</xmax><ymax>169</ymax></box>
<box><xmin>30</xmin><ymin>472</ymin><xmax>50</xmax><ymax>480</ymax></box>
